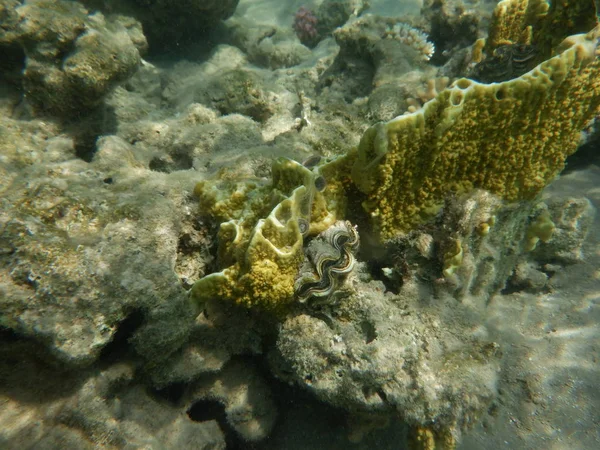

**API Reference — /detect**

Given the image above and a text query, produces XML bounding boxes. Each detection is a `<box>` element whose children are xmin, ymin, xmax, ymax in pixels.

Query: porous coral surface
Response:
<box><xmin>351</xmin><ymin>27</ymin><xmax>600</xmax><ymax>240</ymax></box>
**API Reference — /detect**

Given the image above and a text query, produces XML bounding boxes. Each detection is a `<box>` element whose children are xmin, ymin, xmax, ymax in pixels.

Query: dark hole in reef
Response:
<box><xmin>149</xmin><ymin>151</ymin><xmax>193</xmax><ymax>173</ymax></box>
<box><xmin>98</xmin><ymin>309</ymin><xmax>145</xmax><ymax>364</ymax></box>
<box><xmin>0</xmin><ymin>327</ymin><xmax>87</xmax><ymax>402</ymax></box>
<box><xmin>0</xmin><ymin>44</ymin><xmax>25</xmax><ymax>86</ymax></box>
<box><xmin>74</xmin><ymin>135</ymin><xmax>98</xmax><ymax>162</ymax></box>
<box><xmin>66</xmin><ymin>104</ymin><xmax>118</xmax><ymax>162</ymax></box>
<box><xmin>0</xmin><ymin>325</ymin><xmax>22</xmax><ymax>344</ymax></box>
<box><xmin>103</xmin><ymin>177</ymin><xmax>113</xmax><ymax>184</ymax></box>
<box><xmin>149</xmin><ymin>157</ymin><xmax>170</xmax><ymax>173</ymax></box>
<box><xmin>188</xmin><ymin>399</ymin><xmax>246</xmax><ymax>449</ymax></box>
<box><xmin>188</xmin><ymin>399</ymin><xmax>226</xmax><ymax>422</ymax></box>
<box><xmin>501</xmin><ymin>271</ymin><xmax>550</xmax><ymax>296</ymax></box>
<box><xmin>150</xmin><ymin>382</ymin><xmax>186</xmax><ymax>405</ymax></box>
<box><xmin>563</xmin><ymin>135</ymin><xmax>600</xmax><ymax>173</ymax></box>
<box><xmin>367</xmin><ymin>259</ymin><xmax>403</xmax><ymax>295</ymax></box>
<box><xmin>377</xmin><ymin>389</ymin><xmax>388</xmax><ymax>403</ymax></box>
<box><xmin>360</xmin><ymin>320</ymin><xmax>377</xmax><ymax>344</ymax></box>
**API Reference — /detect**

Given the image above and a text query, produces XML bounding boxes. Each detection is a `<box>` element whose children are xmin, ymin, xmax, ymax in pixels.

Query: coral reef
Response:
<box><xmin>0</xmin><ymin>349</ymin><xmax>227</xmax><ymax>449</ymax></box>
<box><xmin>271</xmin><ymin>274</ymin><xmax>502</xmax><ymax>431</ymax></box>
<box><xmin>190</xmin><ymin>157</ymin><xmax>337</xmax><ymax>313</ymax></box>
<box><xmin>293</xmin><ymin>0</ymin><xmax>369</xmax><ymax>49</ymax></box>
<box><xmin>188</xmin><ymin>360</ymin><xmax>277</xmax><ymax>442</ymax></box>
<box><xmin>2</xmin><ymin>0</ymin><xmax>600</xmax><ymax>448</ymax></box>
<box><xmin>0</xmin><ymin>130</ymin><xmax>198</xmax><ymax>366</ymax></box>
<box><xmin>529</xmin><ymin>197</ymin><xmax>595</xmax><ymax>264</ymax></box>
<box><xmin>484</xmin><ymin>0</ymin><xmax>597</xmax><ymax>60</ymax></box>
<box><xmin>405</xmin><ymin>76</ymin><xmax>451</xmax><ymax>113</ymax></box>
<box><xmin>321</xmin><ymin>14</ymin><xmax>437</xmax><ymax>101</ymax></box>
<box><xmin>226</xmin><ymin>17</ymin><xmax>311</xmax><ymax>69</ymax></box>
<box><xmin>420</xmin><ymin>0</ymin><xmax>481</xmax><ymax>65</ymax></box>
<box><xmin>314</xmin><ymin>0</ymin><xmax>369</xmax><ymax>38</ymax></box>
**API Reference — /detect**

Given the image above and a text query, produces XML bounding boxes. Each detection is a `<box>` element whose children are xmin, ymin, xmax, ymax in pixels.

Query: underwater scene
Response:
<box><xmin>1</xmin><ymin>0</ymin><xmax>600</xmax><ymax>448</ymax></box>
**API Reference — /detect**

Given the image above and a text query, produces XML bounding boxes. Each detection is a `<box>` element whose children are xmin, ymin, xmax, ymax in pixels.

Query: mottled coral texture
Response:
<box><xmin>350</xmin><ymin>27</ymin><xmax>600</xmax><ymax>240</ymax></box>
<box><xmin>293</xmin><ymin>6</ymin><xmax>319</xmax><ymax>45</ymax></box>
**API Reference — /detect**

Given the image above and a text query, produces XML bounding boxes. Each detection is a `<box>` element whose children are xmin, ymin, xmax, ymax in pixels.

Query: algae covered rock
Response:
<box><xmin>81</xmin><ymin>0</ymin><xmax>239</xmax><ymax>52</ymax></box>
<box><xmin>321</xmin><ymin>14</ymin><xmax>435</xmax><ymax>99</ymax></box>
<box><xmin>0</xmin><ymin>352</ymin><xmax>226</xmax><ymax>449</ymax></box>
<box><xmin>0</xmin><ymin>133</ymin><xmax>196</xmax><ymax>366</ymax></box>
<box><xmin>187</xmin><ymin>360</ymin><xmax>277</xmax><ymax>442</ymax></box>
<box><xmin>0</xmin><ymin>0</ymin><xmax>144</xmax><ymax>117</ymax></box>
<box><xmin>270</xmin><ymin>275</ymin><xmax>501</xmax><ymax>431</ymax></box>
<box><xmin>225</xmin><ymin>17</ymin><xmax>311</xmax><ymax>69</ymax></box>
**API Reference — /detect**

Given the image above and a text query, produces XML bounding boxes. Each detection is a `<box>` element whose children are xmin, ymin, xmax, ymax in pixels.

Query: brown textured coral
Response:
<box><xmin>351</xmin><ymin>26</ymin><xmax>600</xmax><ymax>240</ymax></box>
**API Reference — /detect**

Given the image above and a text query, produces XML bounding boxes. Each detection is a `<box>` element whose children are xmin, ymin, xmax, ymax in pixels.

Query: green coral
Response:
<box><xmin>190</xmin><ymin>186</ymin><xmax>305</xmax><ymax>312</ymax></box>
<box><xmin>442</xmin><ymin>239</ymin><xmax>464</xmax><ymax>278</ymax></box>
<box><xmin>349</xmin><ymin>26</ymin><xmax>600</xmax><ymax>241</ymax></box>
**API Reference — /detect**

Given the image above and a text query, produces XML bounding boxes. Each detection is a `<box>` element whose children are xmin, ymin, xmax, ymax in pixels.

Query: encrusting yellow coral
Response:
<box><xmin>190</xmin><ymin>158</ymin><xmax>337</xmax><ymax>312</ymax></box>
<box><xmin>485</xmin><ymin>0</ymin><xmax>597</xmax><ymax>59</ymax></box>
<box><xmin>485</xmin><ymin>0</ymin><xmax>549</xmax><ymax>52</ymax></box>
<box><xmin>190</xmin><ymin>185</ymin><xmax>306</xmax><ymax>312</ymax></box>
<box><xmin>350</xmin><ymin>26</ymin><xmax>600</xmax><ymax>241</ymax></box>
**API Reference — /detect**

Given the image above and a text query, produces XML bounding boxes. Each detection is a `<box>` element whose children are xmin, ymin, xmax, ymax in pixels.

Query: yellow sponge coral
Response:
<box><xmin>191</xmin><ymin>158</ymin><xmax>337</xmax><ymax>312</ymax></box>
<box><xmin>486</xmin><ymin>0</ymin><xmax>597</xmax><ymax>57</ymax></box>
<box><xmin>351</xmin><ymin>26</ymin><xmax>600</xmax><ymax>241</ymax></box>
<box><xmin>486</xmin><ymin>0</ymin><xmax>549</xmax><ymax>51</ymax></box>
<box><xmin>190</xmin><ymin>185</ymin><xmax>307</xmax><ymax>312</ymax></box>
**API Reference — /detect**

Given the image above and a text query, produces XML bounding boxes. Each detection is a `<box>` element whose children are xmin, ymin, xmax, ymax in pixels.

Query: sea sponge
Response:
<box><xmin>524</xmin><ymin>209</ymin><xmax>555</xmax><ymax>251</ymax></box>
<box><xmin>351</xmin><ymin>26</ymin><xmax>600</xmax><ymax>241</ymax></box>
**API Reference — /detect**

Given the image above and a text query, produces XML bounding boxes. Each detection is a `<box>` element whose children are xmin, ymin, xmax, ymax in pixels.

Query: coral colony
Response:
<box><xmin>293</xmin><ymin>6</ymin><xmax>319</xmax><ymax>44</ymax></box>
